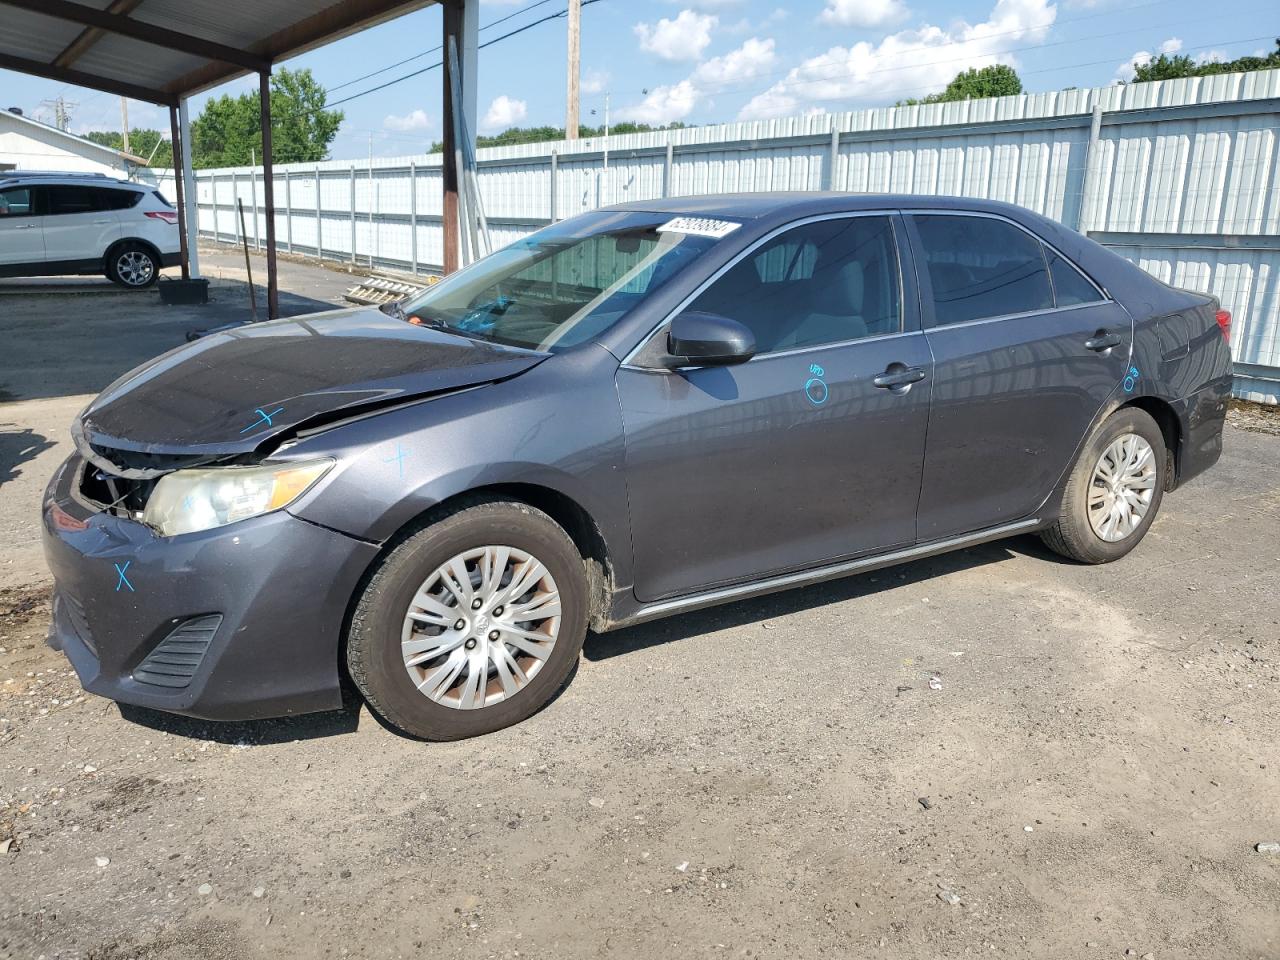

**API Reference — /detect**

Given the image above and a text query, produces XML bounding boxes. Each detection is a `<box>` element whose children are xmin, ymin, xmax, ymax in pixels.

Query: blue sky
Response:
<box><xmin>2</xmin><ymin>0</ymin><xmax>1274</xmax><ymax>161</ymax></box>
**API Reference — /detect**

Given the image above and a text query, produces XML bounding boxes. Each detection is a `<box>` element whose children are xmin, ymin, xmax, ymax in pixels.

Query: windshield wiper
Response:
<box><xmin>379</xmin><ymin>299</ymin><xmax>407</xmax><ymax>320</ymax></box>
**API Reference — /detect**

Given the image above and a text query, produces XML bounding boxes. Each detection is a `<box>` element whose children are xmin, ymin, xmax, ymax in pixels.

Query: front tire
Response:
<box><xmin>106</xmin><ymin>243</ymin><xmax>158</xmax><ymax>288</ymax></box>
<box><xmin>346</xmin><ymin>500</ymin><xmax>589</xmax><ymax>740</ymax></box>
<box><xmin>1040</xmin><ymin>407</ymin><xmax>1167</xmax><ymax>564</ymax></box>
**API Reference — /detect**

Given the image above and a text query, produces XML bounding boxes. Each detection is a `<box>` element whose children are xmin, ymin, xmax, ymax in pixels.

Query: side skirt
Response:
<box><xmin>604</xmin><ymin>517</ymin><xmax>1043</xmax><ymax>631</ymax></box>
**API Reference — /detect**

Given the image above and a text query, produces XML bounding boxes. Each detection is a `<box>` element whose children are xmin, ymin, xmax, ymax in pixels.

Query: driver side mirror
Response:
<box><xmin>664</xmin><ymin>311</ymin><xmax>756</xmax><ymax>369</ymax></box>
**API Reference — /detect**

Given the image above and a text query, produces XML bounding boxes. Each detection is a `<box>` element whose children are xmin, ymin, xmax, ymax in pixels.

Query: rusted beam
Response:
<box><xmin>259</xmin><ymin>71</ymin><xmax>279</xmax><ymax>320</ymax></box>
<box><xmin>52</xmin><ymin>0</ymin><xmax>145</xmax><ymax>69</ymax></box>
<box><xmin>0</xmin><ymin>0</ymin><xmax>270</xmax><ymax>71</ymax></box>
<box><xmin>168</xmin><ymin>104</ymin><xmax>191</xmax><ymax>280</ymax></box>
<box><xmin>441</xmin><ymin>0</ymin><xmax>460</xmax><ymax>274</ymax></box>
<box><xmin>0</xmin><ymin>49</ymin><xmax>175</xmax><ymax>105</ymax></box>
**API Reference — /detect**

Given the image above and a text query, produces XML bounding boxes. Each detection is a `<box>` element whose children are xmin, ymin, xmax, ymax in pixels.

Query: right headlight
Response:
<box><xmin>142</xmin><ymin>459</ymin><xmax>333</xmax><ymax>537</ymax></box>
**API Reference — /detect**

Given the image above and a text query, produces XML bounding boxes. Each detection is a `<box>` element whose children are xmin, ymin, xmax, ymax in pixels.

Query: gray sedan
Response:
<box><xmin>42</xmin><ymin>193</ymin><xmax>1233</xmax><ymax>739</ymax></box>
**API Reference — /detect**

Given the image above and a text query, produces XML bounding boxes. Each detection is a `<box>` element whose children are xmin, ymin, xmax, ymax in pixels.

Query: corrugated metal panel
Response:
<box><xmin>150</xmin><ymin>69</ymin><xmax>1280</xmax><ymax>401</ymax></box>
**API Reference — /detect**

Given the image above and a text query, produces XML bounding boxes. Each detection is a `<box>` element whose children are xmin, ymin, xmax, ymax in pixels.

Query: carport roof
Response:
<box><xmin>0</xmin><ymin>0</ymin><xmax>440</xmax><ymax>105</ymax></box>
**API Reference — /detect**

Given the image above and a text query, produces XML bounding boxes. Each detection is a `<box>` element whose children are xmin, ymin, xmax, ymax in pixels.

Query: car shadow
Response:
<box><xmin>117</xmin><ymin>696</ymin><xmax>362</xmax><ymax>745</ymax></box>
<box><xmin>0</xmin><ymin>426</ymin><xmax>56</xmax><ymax>489</ymax></box>
<box><xmin>584</xmin><ymin>536</ymin><xmax>1051</xmax><ymax>661</ymax></box>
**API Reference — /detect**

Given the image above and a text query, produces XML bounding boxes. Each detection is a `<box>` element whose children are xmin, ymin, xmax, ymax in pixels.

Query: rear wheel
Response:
<box><xmin>1040</xmin><ymin>407</ymin><xmax>1167</xmax><ymax>564</ymax></box>
<box><xmin>106</xmin><ymin>243</ymin><xmax>158</xmax><ymax>288</ymax></box>
<box><xmin>346</xmin><ymin>500</ymin><xmax>589</xmax><ymax>740</ymax></box>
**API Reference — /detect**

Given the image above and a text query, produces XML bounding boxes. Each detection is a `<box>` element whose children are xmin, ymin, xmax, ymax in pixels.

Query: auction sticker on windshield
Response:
<box><xmin>656</xmin><ymin>217</ymin><xmax>741</xmax><ymax>239</ymax></box>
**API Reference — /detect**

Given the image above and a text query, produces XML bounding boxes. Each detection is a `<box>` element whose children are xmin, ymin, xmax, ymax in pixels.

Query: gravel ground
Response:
<box><xmin>1</xmin><ymin>258</ymin><xmax>1276</xmax><ymax>958</ymax></box>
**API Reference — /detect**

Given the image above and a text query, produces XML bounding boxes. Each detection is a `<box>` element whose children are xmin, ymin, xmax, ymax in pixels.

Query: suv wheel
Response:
<box><xmin>106</xmin><ymin>243</ymin><xmax>158</xmax><ymax>288</ymax></box>
<box><xmin>346</xmin><ymin>500</ymin><xmax>589</xmax><ymax>740</ymax></box>
<box><xmin>1040</xmin><ymin>407</ymin><xmax>1167</xmax><ymax>564</ymax></box>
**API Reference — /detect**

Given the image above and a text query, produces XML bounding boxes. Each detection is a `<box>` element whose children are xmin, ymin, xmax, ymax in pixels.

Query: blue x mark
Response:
<box><xmin>114</xmin><ymin>561</ymin><xmax>134</xmax><ymax>593</ymax></box>
<box><xmin>384</xmin><ymin>442</ymin><xmax>409</xmax><ymax>478</ymax></box>
<box><xmin>239</xmin><ymin>406</ymin><xmax>286</xmax><ymax>434</ymax></box>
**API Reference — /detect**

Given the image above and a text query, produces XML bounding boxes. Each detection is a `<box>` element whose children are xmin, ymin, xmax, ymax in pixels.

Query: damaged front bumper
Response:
<box><xmin>41</xmin><ymin>454</ymin><xmax>379</xmax><ymax>721</ymax></box>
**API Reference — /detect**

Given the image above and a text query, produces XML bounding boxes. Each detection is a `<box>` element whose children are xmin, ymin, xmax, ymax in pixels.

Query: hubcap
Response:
<box><xmin>1088</xmin><ymin>434</ymin><xmax>1157</xmax><ymax>542</ymax></box>
<box><xmin>117</xmin><ymin>250</ymin><xmax>155</xmax><ymax>286</ymax></box>
<box><xmin>401</xmin><ymin>546</ymin><xmax>561</xmax><ymax>710</ymax></box>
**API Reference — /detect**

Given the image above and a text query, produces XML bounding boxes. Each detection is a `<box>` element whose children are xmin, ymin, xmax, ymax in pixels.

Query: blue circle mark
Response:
<box><xmin>804</xmin><ymin>377</ymin><xmax>829</xmax><ymax>406</ymax></box>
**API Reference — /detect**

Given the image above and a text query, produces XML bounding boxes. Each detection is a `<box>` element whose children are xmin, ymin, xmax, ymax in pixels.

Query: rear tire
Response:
<box><xmin>346</xmin><ymin>499</ymin><xmax>589</xmax><ymax>740</ymax></box>
<box><xmin>106</xmin><ymin>243</ymin><xmax>158</xmax><ymax>288</ymax></box>
<box><xmin>1040</xmin><ymin>407</ymin><xmax>1167</xmax><ymax>564</ymax></box>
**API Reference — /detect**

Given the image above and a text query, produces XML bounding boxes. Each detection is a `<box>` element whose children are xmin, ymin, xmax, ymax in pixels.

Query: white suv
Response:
<box><xmin>0</xmin><ymin>173</ymin><xmax>181</xmax><ymax>288</ymax></box>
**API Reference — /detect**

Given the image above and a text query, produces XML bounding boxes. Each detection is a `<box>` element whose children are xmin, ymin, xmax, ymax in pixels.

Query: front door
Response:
<box><xmin>617</xmin><ymin>213</ymin><xmax>933</xmax><ymax>602</ymax></box>
<box><xmin>907</xmin><ymin>212</ymin><xmax>1134</xmax><ymax>541</ymax></box>
<box><xmin>0</xmin><ymin>184</ymin><xmax>43</xmax><ymax>268</ymax></box>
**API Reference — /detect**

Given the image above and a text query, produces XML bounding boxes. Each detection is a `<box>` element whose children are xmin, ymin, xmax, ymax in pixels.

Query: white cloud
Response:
<box><xmin>1113</xmin><ymin>36</ymin><xmax>1181</xmax><ymax>82</ymax></box>
<box><xmin>634</xmin><ymin>10</ymin><xmax>717</xmax><ymax>63</ymax></box>
<box><xmin>582</xmin><ymin>69</ymin><xmax>610</xmax><ymax>95</ymax></box>
<box><xmin>739</xmin><ymin>0</ymin><xmax>1057</xmax><ymax>120</ymax></box>
<box><xmin>481</xmin><ymin>95</ymin><xmax>528</xmax><ymax>132</ymax></box>
<box><xmin>693</xmin><ymin>37</ymin><xmax>777</xmax><ymax>87</ymax></box>
<box><xmin>668</xmin><ymin>0</ymin><xmax>743</xmax><ymax>7</ymax></box>
<box><xmin>382</xmin><ymin>109</ymin><xmax>431</xmax><ymax>132</ymax></box>
<box><xmin>820</xmin><ymin>0</ymin><xmax>909</xmax><ymax>29</ymax></box>
<box><xmin>617</xmin><ymin>80</ymin><xmax>700</xmax><ymax>126</ymax></box>
<box><xmin>616</xmin><ymin>36</ymin><xmax>777</xmax><ymax>126</ymax></box>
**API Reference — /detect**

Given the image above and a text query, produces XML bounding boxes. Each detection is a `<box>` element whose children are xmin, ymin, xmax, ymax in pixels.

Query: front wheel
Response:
<box><xmin>346</xmin><ymin>500</ymin><xmax>589</xmax><ymax>740</ymax></box>
<box><xmin>1040</xmin><ymin>407</ymin><xmax>1167</xmax><ymax>564</ymax></box>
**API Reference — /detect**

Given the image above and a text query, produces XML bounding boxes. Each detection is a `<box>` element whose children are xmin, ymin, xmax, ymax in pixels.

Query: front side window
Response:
<box><xmin>0</xmin><ymin>187</ymin><xmax>32</xmax><ymax>217</ymax></box>
<box><xmin>687</xmin><ymin>216</ymin><xmax>902</xmax><ymax>353</ymax></box>
<box><xmin>913</xmin><ymin>214</ymin><xmax>1053</xmax><ymax>326</ymax></box>
<box><xmin>397</xmin><ymin>211</ymin><xmax>723</xmax><ymax>353</ymax></box>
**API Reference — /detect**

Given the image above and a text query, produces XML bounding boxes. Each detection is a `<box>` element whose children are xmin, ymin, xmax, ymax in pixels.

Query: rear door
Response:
<box><xmin>40</xmin><ymin>185</ymin><xmax>123</xmax><ymax>266</ymax></box>
<box><xmin>0</xmin><ymin>184</ymin><xmax>43</xmax><ymax>267</ymax></box>
<box><xmin>908</xmin><ymin>211</ymin><xmax>1133</xmax><ymax>541</ymax></box>
<box><xmin>616</xmin><ymin>213</ymin><xmax>933</xmax><ymax>602</ymax></box>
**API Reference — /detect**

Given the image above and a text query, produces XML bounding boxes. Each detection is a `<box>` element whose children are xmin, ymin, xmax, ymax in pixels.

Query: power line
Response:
<box><xmin>327</xmin><ymin>0</ymin><xmax>559</xmax><ymax>94</ymax></box>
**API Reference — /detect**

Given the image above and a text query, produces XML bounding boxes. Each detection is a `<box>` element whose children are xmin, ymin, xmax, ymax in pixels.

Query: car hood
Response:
<box><xmin>76</xmin><ymin>306</ymin><xmax>547</xmax><ymax>465</ymax></box>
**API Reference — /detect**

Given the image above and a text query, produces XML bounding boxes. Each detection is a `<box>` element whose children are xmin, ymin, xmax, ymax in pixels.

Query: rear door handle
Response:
<box><xmin>873</xmin><ymin>366</ymin><xmax>927</xmax><ymax>389</ymax></box>
<box><xmin>1085</xmin><ymin>332</ymin><xmax>1122</xmax><ymax>352</ymax></box>
<box><xmin>93</xmin><ymin>219</ymin><xmax>112</xmax><ymax>224</ymax></box>
<box><xmin>14</xmin><ymin>223</ymin><xmax>36</xmax><ymax>230</ymax></box>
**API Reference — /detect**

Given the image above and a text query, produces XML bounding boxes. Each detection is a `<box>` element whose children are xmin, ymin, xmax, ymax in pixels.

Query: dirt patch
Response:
<box><xmin>1228</xmin><ymin>398</ymin><xmax>1280</xmax><ymax>435</ymax></box>
<box><xmin>0</xmin><ymin>585</ymin><xmax>50</xmax><ymax>630</ymax></box>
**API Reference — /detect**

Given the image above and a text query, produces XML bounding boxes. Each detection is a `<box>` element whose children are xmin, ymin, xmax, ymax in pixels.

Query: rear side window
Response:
<box><xmin>913</xmin><ymin>214</ymin><xmax>1053</xmax><ymax>326</ymax></box>
<box><xmin>0</xmin><ymin>186</ymin><xmax>32</xmax><ymax>216</ymax></box>
<box><xmin>1047</xmin><ymin>249</ymin><xmax>1103</xmax><ymax>306</ymax></box>
<box><xmin>45</xmin><ymin>186</ymin><xmax>100</xmax><ymax>215</ymax></box>
<box><xmin>151</xmin><ymin>190</ymin><xmax>174</xmax><ymax>209</ymax></box>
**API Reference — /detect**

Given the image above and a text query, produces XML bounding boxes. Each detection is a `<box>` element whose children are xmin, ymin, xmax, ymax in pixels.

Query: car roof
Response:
<box><xmin>605</xmin><ymin>191</ymin><xmax>1037</xmax><ymax>221</ymax></box>
<box><xmin>0</xmin><ymin>173</ymin><xmax>141</xmax><ymax>189</ymax></box>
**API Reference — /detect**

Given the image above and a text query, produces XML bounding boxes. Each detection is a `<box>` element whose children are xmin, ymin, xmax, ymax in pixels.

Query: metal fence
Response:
<box><xmin>150</xmin><ymin>68</ymin><xmax>1280</xmax><ymax>403</ymax></box>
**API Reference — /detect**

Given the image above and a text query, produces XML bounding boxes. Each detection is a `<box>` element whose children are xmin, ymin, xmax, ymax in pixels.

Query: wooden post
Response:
<box><xmin>565</xmin><ymin>0</ymin><xmax>580</xmax><ymax>140</ymax></box>
<box><xmin>167</xmin><ymin>103</ymin><xmax>190</xmax><ymax>280</ymax></box>
<box><xmin>237</xmin><ymin>198</ymin><xmax>258</xmax><ymax>321</ymax></box>
<box><xmin>259</xmin><ymin>69</ymin><xmax>279</xmax><ymax>320</ymax></box>
<box><xmin>441</xmin><ymin>0</ymin><xmax>461</xmax><ymax>274</ymax></box>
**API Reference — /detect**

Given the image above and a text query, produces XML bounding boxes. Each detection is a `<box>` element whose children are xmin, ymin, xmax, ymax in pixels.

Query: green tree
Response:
<box><xmin>1129</xmin><ymin>39</ymin><xmax>1280</xmax><ymax>83</ymax></box>
<box><xmin>189</xmin><ymin>68</ymin><xmax>342</xmax><ymax>168</ymax></box>
<box><xmin>898</xmin><ymin>64</ymin><xmax>1023</xmax><ymax>106</ymax></box>
<box><xmin>82</xmin><ymin>129</ymin><xmax>172</xmax><ymax>166</ymax></box>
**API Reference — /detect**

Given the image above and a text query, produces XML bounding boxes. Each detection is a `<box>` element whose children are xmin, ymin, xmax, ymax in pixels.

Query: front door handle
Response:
<box><xmin>13</xmin><ymin>223</ymin><xmax>36</xmax><ymax>230</ymax></box>
<box><xmin>873</xmin><ymin>365</ymin><xmax>927</xmax><ymax>390</ymax></box>
<box><xmin>93</xmin><ymin>219</ymin><xmax>112</xmax><ymax>225</ymax></box>
<box><xmin>1085</xmin><ymin>331</ymin><xmax>1122</xmax><ymax>352</ymax></box>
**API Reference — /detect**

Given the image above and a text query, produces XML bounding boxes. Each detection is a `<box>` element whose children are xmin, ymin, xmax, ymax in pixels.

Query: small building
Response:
<box><xmin>0</xmin><ymin>107</ymin><xmax>144</xmax><ymax>177</ymax></box>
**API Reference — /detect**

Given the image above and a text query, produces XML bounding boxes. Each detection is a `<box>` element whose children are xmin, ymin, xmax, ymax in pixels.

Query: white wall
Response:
<box><xmin>0</xmin><ymin>116</ymin><xmax>131</xmax><ymax>176</ymax></box>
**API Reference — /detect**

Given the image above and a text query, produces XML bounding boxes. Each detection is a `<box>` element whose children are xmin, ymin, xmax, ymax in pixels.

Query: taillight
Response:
<box><xmin>1215</xmin><ymin>309</ymin><xmax>1231</xmax><ymax>343</ymax></box>
<box><xmin>145</xmin><ymin>210</ymin><xmax>179</xmax><ymax>225</ymax></box>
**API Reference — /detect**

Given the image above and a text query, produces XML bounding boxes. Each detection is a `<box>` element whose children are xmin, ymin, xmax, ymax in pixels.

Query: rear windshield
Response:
<box><xmin>398</xmin><ymin>211</ymin><xmax>727</xmax><ymax>353</ymax></box>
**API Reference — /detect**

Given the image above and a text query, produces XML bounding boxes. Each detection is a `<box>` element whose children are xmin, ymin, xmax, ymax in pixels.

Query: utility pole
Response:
<box><xmin>119</xmin><ymin>96</ymin><xmax>130</xmax><ymax>154</ymax></box>
<box><xmin>565</xmin><ymin>0</ymin><xmax>580</xmax><ymax>140</ymax></box>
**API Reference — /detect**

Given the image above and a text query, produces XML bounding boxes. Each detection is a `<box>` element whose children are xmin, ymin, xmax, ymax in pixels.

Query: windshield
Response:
<box><xmin>397</xmin><ymin>211</ymin><xmax>727</xmax><ymax>352</ymax></box>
